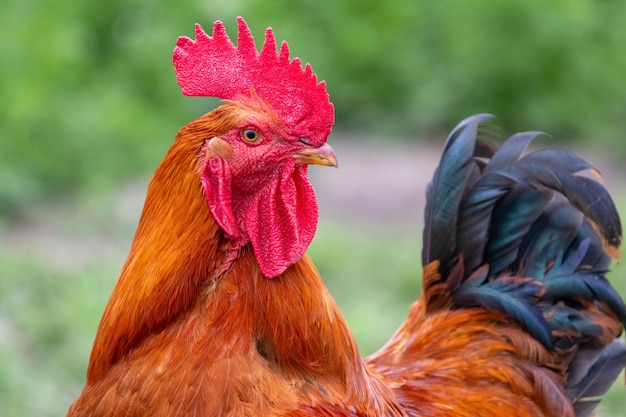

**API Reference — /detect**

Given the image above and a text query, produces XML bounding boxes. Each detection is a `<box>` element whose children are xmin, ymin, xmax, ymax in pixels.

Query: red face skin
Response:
<box><xmin>199</xmin><ymin>98</ymin><xmax>337</xmax><ymax>278</ymax></box>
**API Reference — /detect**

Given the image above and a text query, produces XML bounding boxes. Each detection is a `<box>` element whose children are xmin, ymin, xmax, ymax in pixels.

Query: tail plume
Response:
<box><xmin>421</xmin><ymin>115</ymin><xmax>626</xmax><ymax>413</ymax></box>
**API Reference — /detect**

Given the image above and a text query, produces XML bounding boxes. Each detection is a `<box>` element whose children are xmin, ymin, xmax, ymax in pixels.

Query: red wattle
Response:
<box><xmin>245</xmin><ymin>165</ymin><xmax>317</xmax><ymax>278</ymax></box>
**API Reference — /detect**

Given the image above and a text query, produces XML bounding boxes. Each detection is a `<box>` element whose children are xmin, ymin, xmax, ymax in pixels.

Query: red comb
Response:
<box><xmin>173</xmin><ymin>17</ymin><xmax>334</xmax><ymax>145</ymax></box>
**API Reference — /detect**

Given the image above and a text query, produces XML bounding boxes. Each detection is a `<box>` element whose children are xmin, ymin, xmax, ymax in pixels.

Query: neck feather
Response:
<box><xmin>191</xmin><ymin>249</ymin><xmax>393</xmax><ymax>411</ymax></box>
<box><xmin>87</xmin><ymin>125</ymin><xmax>227</xmax><ymax>382</ymax></box>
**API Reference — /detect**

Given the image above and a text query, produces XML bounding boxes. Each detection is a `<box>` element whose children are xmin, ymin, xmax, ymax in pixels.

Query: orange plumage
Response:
<box><xmin>67</xmin><ymin>19</ymin><xmax>626</xmax><ymax>417</ymax></box>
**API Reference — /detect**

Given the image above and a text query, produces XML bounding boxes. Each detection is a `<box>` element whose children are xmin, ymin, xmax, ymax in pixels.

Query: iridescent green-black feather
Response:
<box><xmin>422</xmin><ymin>114</ymin><xmax>493</xmax><ymax>276</ymax></box>
<box><xmin>422</xmin><ymin>115</ymin><xmax>625</xmax><ymax>415</ymax></box>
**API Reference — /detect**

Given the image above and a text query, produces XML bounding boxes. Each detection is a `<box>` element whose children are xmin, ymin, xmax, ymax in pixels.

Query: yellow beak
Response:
<box><xmin>292</xmin><ymin>143</ymin><xmax>338</xmax><ymax>168</ymax></box>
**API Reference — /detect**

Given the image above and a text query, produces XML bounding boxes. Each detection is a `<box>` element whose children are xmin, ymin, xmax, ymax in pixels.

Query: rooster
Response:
<box><xmin>67</xmin><ymin>18</ymin><xmax>626</xmax><ymax>417</ymax></box>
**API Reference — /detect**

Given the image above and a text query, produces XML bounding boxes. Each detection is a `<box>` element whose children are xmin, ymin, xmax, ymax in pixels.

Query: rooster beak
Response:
<box><xmin>292</xmin><ymin>143</ymin><xmax>338</xmax><ymax>168</ymax></box>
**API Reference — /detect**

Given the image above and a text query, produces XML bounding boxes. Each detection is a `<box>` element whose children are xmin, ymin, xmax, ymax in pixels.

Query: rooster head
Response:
<box><xmin>172</xmin><ymin>17</ymin><xmax>336</xmax><ymax>278</ymax></box>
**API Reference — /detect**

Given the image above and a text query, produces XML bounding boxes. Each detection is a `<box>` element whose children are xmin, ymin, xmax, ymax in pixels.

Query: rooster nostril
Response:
<box><xmin>299</xmin><ymin>137</ymin><xmax>312</xmax><ymax>145</ymax></box>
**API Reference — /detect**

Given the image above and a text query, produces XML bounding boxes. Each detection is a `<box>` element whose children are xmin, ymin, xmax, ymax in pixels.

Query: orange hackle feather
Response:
<box><xmin>86</xmin><ymin>108</ymin><xmax>235</xmax><ymax>383</ymax></box>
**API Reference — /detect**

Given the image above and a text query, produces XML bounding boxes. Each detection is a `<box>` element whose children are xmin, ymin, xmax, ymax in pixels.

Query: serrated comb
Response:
<box><xmin>173</xmin><ymin>17</ymin><xmax>334</xmax><ymax>145</ymax></box>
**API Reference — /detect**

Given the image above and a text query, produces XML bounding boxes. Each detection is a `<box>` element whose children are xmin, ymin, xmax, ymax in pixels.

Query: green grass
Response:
<box><xmin>1</xmin><ymin>198</ymin><xmax>625</xmax><ymax>416</ymax></box>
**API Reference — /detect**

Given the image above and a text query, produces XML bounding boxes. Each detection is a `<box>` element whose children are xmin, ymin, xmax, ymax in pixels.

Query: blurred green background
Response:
<box><xmin>2</xmin><ymin>0</ymin><xmax>626</xmax><ymax>416</ymax></box>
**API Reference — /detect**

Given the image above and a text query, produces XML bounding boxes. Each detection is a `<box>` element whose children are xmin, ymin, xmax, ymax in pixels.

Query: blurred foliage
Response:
<box><xmin>2</xmin><ymin>0</ymin><xmax>626</xmax><ymax>214</ymax></box>
<box><xmin>0</xmin><ymin>255</ymin><xmax>115</xmax><ymax>417</ymax></box>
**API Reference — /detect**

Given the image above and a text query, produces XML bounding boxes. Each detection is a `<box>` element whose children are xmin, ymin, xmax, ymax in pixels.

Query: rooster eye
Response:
<box><xmin>241</xmin><ymin>129</ymin><xmax>260</xmax><ymax>143</ymax></box>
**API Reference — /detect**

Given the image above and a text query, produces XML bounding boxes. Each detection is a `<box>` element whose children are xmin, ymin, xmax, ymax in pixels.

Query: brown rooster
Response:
<box><xmin>67</xmin><ymin>17</ymin><xmax>626</xmax><ymax>417</ymax></box>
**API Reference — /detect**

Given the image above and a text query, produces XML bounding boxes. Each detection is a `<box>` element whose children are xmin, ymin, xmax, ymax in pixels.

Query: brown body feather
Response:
<box><xmin>72</xmin><ymin>249</ymin><xmax>401</xmax><ymax>416</ymax></box>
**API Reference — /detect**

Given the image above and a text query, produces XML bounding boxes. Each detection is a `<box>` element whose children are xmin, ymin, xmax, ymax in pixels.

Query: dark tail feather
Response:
<box><xmin>567</xmin><ymin>340</ymin><xmax>626</xmax><ymax>417</ymax></box>
<box><xmin>421</xmin><ymin>115</ymin><xmax>626</xmax><ymax>416</ymax></box>
<box><xmin>422</xmin><ymin>113</ymin><xmax>493</xmax><ymax>275</ymax></box>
